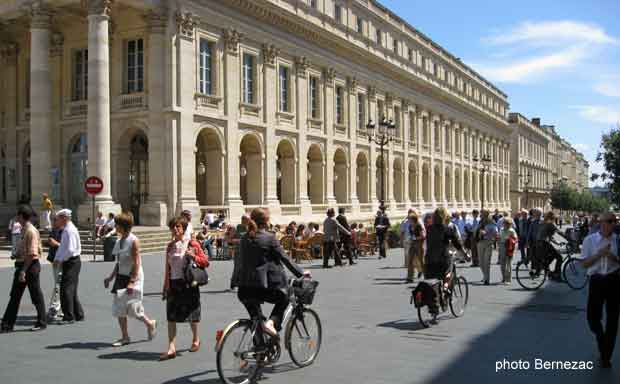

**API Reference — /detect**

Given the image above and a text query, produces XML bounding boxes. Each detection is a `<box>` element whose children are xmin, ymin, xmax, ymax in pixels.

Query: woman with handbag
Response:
<box><xmin>103</xmin><ymin>212</ymin><xmax>157</xmax><ymax>347</ymax></box>
<box><xmin>160</xmin><ymin>216</ymin><xmax>209</xmax><ymax>361</ymax></box>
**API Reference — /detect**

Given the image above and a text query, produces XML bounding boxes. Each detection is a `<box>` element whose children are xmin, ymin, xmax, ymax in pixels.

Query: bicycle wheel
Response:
<box><xmin>417</xmin><ymin>305</ymin><xmax>435</xmax><ymax>328</ymax></box>
<box><xmin>449</xmin><ymin>276</ymin><xmax>469</xmax><ymax>317</ymax></box>
<box><xmin>217</xmin><ymin>320</ymin><xmax>261</xmax><ymax>384</ymax></box>
<box><xmin>285</xmin><ymin>308</ymin><xmax>322</xmax><ymax>367</ymax></box>
<box><xmin>563</xmin><ymin>257</ymin><xmax>589</xmax><ymax>290</ymax></box>
<box><xmin>515</xmin><ymin>260</ymin><xmax>546</xmax><ymax>290</ymax></box>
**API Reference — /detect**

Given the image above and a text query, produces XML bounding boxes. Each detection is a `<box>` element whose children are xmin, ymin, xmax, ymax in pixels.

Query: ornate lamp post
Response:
<box><xmin>519</xmin><ymin>171</ymin><xmax>532</xmax><ymax>210</ymax></box>
<box><xmin>473</xmin><ymin>153</ymin><xmax>492</xmax><ymax>212</ymax></box>
<box><xmin>367</xmin><ymin>115</ymin><xmax>395</xmax><ymax>210</ymax></box>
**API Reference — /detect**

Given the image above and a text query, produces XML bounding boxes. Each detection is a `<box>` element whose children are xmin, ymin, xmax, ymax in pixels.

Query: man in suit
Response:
<box><xmin>323</xmin><ymin>208</ymin><xmax>351</xmax><ymax>268</ymax></box>
<box><xmin>374</xmin><ymin>207</ymin><xmax>391</xmax><ymax>259</ymax></box>
<box><xmin>526</xmin><ymin>208</ymin><xmax>543</xmax><ymax>266</ymax></box>
<box><xmin>336</xmin><ymin>207</ymin><xmax>356</xmax><ymax>266</ymax></box>
<box><xmin>514</xmin><ymin>210</ymin><xmax>529</xmax><ymax>262</ymax></box>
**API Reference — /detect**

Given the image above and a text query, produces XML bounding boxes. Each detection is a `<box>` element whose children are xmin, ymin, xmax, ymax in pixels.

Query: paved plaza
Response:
<box><xmin>0</xmin><ymin>248</ymin><xmax>617</xmax><ymax>384</ymax></box>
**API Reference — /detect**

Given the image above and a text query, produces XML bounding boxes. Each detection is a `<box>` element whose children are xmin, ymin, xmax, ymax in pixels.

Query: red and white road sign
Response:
<box><xmin>84</xmin><ymin>176</ymin><xmax>104</xmax><ymax>196</ymax></box>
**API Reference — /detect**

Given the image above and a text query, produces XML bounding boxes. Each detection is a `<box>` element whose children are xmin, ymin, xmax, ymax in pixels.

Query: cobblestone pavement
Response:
<box><xmin>0</xmin><ymin>247</ymin><xmax>617</xmax><ymax>384</ymax></box>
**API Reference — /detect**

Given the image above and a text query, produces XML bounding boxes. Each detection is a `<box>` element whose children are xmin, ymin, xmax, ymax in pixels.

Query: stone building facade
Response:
<box><xmin>509</xmin><ymin>113</ymin><xmax>589</xmax><ymax>212</ymax></box>
<box><xmin>0</xmin><ymin>0</ymin><xmax>514</xmax><ymax>226</ymax></box>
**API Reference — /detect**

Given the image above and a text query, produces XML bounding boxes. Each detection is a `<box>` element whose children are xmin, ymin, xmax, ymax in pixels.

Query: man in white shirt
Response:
<box><xmin>182</xmin><ymin>210</ymin><xmax>194</xmax><ymax>240</ymax></box>
<box><xmin>54</xmin><ymin>209</ymin><xmax>84</xmax><ymax>324</ymax></box>
<box><xmin>580</xmin><ymin>212</ymin><xmax>620</xmax><ymax>368</ymax></box>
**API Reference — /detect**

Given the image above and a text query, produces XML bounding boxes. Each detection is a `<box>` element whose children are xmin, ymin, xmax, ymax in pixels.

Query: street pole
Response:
<box><xmin>367</xmin><ymin>116</ymin><xmax>395</xmax><ymax>211</ymax></box>
<box><xmin>481</xmin><ymin>168</ymin><xmax>485</xmax><ymax>212</ymax></box>
<box><xmin>92</xmin><ymin>195</ymin><xmax>96</xmax><ymax>262</ymax></box>
<box><xmin>380</xmin><ymin>140</ymin><xmax>385</xmax><ymax>209</ymax></box>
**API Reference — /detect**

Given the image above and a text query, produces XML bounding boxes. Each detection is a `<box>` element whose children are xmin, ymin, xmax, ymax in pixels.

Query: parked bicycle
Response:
<box><xmin>216</xmin><ymin>278</ymin><xmax>322</xmax><ymax>384</ymax></box>
<box><xmin>515</xmin><ymin>241</ymin><xmax>588</xmax><ymax>290</ymax></box>
<box><xmin>411</xmin><ymin>263</ymin><xmax>469</xmax><ymax>328</ymax></box>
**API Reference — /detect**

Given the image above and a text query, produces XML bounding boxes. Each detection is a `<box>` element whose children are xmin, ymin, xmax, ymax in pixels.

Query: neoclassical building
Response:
<box><xmin>0</xmin><ymin>0</ymin><xmax>513</xmax><ymax>226</ymax></box>
<box><xmin>509</xmin><ymin>113</ymin><xmax>589</xmax><ymax>212</ymax></box>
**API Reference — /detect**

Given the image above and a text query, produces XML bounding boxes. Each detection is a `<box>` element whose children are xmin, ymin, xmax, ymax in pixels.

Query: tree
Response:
<box><xmin>592</xmin><ymin>123</ymin><xmax>620</xmax><ymax>206</ymax></box>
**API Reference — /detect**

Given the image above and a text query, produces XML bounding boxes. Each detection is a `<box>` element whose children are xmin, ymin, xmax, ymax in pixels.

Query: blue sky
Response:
<box><xmin>380</xmin><ymin>0</ymin><xmax>620</xmax><ymax>185</ymax></box>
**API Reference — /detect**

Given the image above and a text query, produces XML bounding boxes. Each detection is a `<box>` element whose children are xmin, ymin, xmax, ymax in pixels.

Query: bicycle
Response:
<box><xmin>216</xmin><ymin>278</ymin><xmax>322</xmax><ymax>384</ymax></box>
<box><xmin>412</xmin><ymin>263</ymin><xmax>469</xmax><ymax>328</ymax></box>
<box><xmin>515</xmin><ymin>241</ymin><xmax>588</xmax><ymax>290</ymax></box>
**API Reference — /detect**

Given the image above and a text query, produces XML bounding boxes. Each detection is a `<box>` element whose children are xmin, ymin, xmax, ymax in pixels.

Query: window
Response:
<box><xmin>445</xmin><ymin>125</ymin><xmax>451</xmax><ymax>152</ymax></box>
<box><xmin>377</xmin><ymin>100</ymin><xmax>385</xmax><ymax>120</ymax></box>
<box><xmin>309</xmin><ymin>76</ymin><xmax>319</xmax><ymax>119</ymax></box>
<box><xmin>409</xmin><ymin>114</ymin><xmax>416</xmax><ymax>142</ymax></box>
<box><xmin>394</xmin><ymin>106</ymin><xmax>401</xmax><ymax>137</ymax></box>
<box><xmin>434</xmin><ymin>121</ymin><xmax>440</xmax><ymax>150</ymax></box>
<box><xmin>464</xmin><ymin>133</ymin><xmax>469</xmax><ymax>155</ymax></box>
<box><xmin>124</xmin><ymin>39</ymin><xmax>144</xmax><ymax>94</ymax></box>
<box><xmin>455</xmin><ymin>130</ymin><xmax>460</xmax><ymax>153</ymax></box>
<box><xmin>279</xmin><ymin>66</ymin><xmax>290</xmax><ymax>112</ymax></box>
<box><xmin>423</xmin><ymin>117</ymin><xmax>429</xmax><ymax>145</ymax></box>
<box><xmin>356</xmin><ymin>17</ymin><xmax>364</xmax><ymax>33</ymax></box>
<box><xmin>309</xmin><ymin>0</ymin><xmax>317</xmax><ymax>8</ymax></box>
<box><xmin>199</xmin><ymin>39</ymin><xmax>213</xmax><ymax>95</ymax></box>
<box><xmin>334</xmin><ymin>4</ymin><xmax>342</xmax><ymax>23</ymax></box>
<box><xmin>72</xmin><ymin>49</ymin><xmax>88</xmax><ymax>101</ymax></box>
<box><xmin>242</xmin><ymin>53</ymin><xmax>255</xmax><ymax>104</ymax></box>
<box><xmin>376</xmin><ymin>28</ymin><xmax>382</xmax><ymax>46</ymax></box>
<box><xmin>408</xmin><ymin>48</ymin><xmax>413</xmax><ymax>62</ymax></box>
<box><xmin>357</xmin><ymin>94</ymin><xmax>365</xmax><ymax>130</ymax></box>
<box><xmin>335</xmin><ymin>86</ymin><xmax>344</xmax><ymax>124</ymax></box>
<box><xmin>393</xmin><ymin>39</ymin><xmax>398</xmax><ymax>55</ymax></box>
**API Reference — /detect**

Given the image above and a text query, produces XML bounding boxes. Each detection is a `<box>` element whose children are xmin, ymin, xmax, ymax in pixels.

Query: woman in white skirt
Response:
<box><xmin>104</xmin><ymin>212</ymin><xmax>157</xmax><ymax>346</ymax></box>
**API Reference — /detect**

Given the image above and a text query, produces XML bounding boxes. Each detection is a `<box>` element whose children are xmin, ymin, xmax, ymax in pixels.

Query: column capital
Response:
<box><xmin>29</xmin><ymin>1</ymin><xmax>52</xmax><ymax>29</ymax></box>
<box><xmin>324</xmin><ymin>67</ymin><xmax>336</xmax><ymax>86</ymax></box>
<box><xmin>402</xmin><ymin>99</ymin><xmax>410</xmax><ymax>111</ymax></box>
<box><xmin>87</xmin><ymin>0</ymin><xmax>113</xmax><ymax>17</ymax></box>
<box><xmin>262</xmin><ymin>43</ymin><xmax>280</xmax><ymax>66</ymax></box>
<box><xmin>223</xmin><ymin>28</ymin><xmax>243</xmax><ymax>54</ymax></box>
<box><xmin>0</xmin><ymin>42</ymin><xmax>18</xmax><ymax>64</ymax></box>
<box><xmin>367</xmin><ymin>85</ymin><xmax>377</xmax><ymax>101</ymax></box>
<box><xmin>295</xmin><ymin>56</ymin><xmax>310</xmax><ymax>78</ymax></box>
<box><xmin>49</xmin><ymin>32</ymin><xmax>64</xmax><ymax>57</ymax></box>
<box><xmin>144</xmin><ymin>8</ymin><xmax>168</xmax><ymax>33</ymax></box>
<box><xmin>385</xmin><ymin>93</ymin><xmax>393</xmax><ymax>107</ymax></box>
<box><xmin>347</xmin><ymin>76</ymin><xmax>358</xmax><ymax>92</ymax></box>
<box><xmin>176</xmin><ymin>11</ymin><xmax>198</xmax><ymax>40</ymax></box>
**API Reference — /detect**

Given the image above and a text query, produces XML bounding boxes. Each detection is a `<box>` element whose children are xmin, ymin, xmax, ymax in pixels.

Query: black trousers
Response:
<box><xmin>587</xmin><ymin>273</ymin><xmax>620</xmax><ymax>361</ymax></box>
<box><xmin>2</xmin><ymin>260</ymin><xmax>46</xmax><ymax>327</ymax></box>
<box><xmin>339</xmin><ymin>238</ymin><xmax>354</xmax><ymax>264</ymax></box>
<box><xmin>323</xmin><ymin>241</ymin><xmax>342</xmax><ymax>267</ymax></box>
<box><xmin>60</xmin><ymin>257</ymin><xmax>84</xmax><ymax>322</ymax></box>
<box><xmin>238</xmin><ymin>287</ymin><xmax>289</xmax><ymax>330</ymax></box>
<box><xmin>377</xmin><ymin>233</ymin><xmax>386</xmax><ymax>258</ymax></box>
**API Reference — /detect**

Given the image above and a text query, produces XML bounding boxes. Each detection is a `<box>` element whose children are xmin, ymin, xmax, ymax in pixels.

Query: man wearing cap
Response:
<box><xmin>182</xmin><ymin>210</ymin><xmax>194</xmax><ymax>241</ymax></box>
<box><xmin>54</xmin><ymin>209</ymin><xmax>84</xmax><ymax>324</ymax></box>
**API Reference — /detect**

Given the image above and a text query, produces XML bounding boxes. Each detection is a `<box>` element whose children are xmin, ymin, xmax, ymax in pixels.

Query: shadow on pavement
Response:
<box><xmin>377</xmin><ymin>319</ymin><xmax>427</xmax><ymax>332</ymax></box>
<box><xmin>97</xmin><ymin>350</ymin><xmax>162</xmax><ymax>361</ymax></box>
<box><xmin>46</xmin><ymin>341</ymin><xmax>111</xmax><ymax>350</ymax></box>
<box><xmin>161</xmin><ymin>370</ymin><xmax>218</xmax><ymax>384</ymax></box>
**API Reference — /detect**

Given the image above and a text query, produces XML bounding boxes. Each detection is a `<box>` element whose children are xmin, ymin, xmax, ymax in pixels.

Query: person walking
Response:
<box><xmin>406</xmin><ymin>212</ymin><xmax>425</xmax><ymax>283</ymax></box>
<box><xmin>54</xmin><ymin>209</ymin><xmax>85</xmax><ymax>324</ymax></box>
<box><xmin>8</xmin><ymin>214</ymin><xmax>22</xmax><ymax>260</ymax></box>
<box><xmin>46</xmin><ymin>215</ymin><xmax>64</xmax><ymax>321</ymax></box>
<box><xmin>1</xmin><ymin>205</ymin><xmax>46</xmax><ymax>332</ymax></box>
<box><xmin>103</xmin><ymin>213</ymin><xmax>157</xmax><ymax>347</ymax></box>
<box><xmin>477</xmin><ymin>210</ymin><xmax>498</xmax><ymax>285</ymax></box>
<box><xmin>468</xmin><ymin>210</ymin><xmax>481</xmax><ymax>267</ymax></box>
<box><xmin>322</xmin><ymin>208</ymin><xmax>350</xmax><ymax>268</ymax></box>
<box><xmin>498</xmin><ymin>217</ymin><xmax>518</xmax><ymax>285</ymax></box>
<box><xmin>336</xmin><ymin>207</ymin><xmax>356</xmax><ymax>266</ymax></box>
<box><xmin>160</xmin><ymin>216</ymin><xmax>209</xmax><ymax>360</ymax></box>
<box><xmin>41</xmin><ymin>193</ymin><xmax>53</xmax><ymax>232</ymax></box>
<box><xmin>514</xmin><ymin>210</ymin><xmax>529</xmax><ymax>262</ymax></box>
<box><xmin>400</xmin><ymin>209</ymin><xmax>414</xmax><ymax>268</ymax></box>
<box><xmin>181</xmin><ymin>210</ymin><xmax>194</xmax><ymax>241</ymax></box>
<box><xmin>374</xmin><ymin>208</ymin><xmax>391</xmax><ymax>259</ymax></box>
<box><xmin>580</xmin><ymin>212</ymin><xmax>620</xmax><ymax>368</ymax></box>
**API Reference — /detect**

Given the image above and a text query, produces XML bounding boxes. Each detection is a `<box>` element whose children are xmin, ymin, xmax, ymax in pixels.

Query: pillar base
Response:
<box><xmin>350</xmin><ymin>197</ymin><xmax>360</xmax><ymax>215</ymax></box>
<box><xmin>140</xmin><ymin>201</ymin><xmax>169</xmax><ymax>227</ymax></box>
<box><xmin>226</xmin><ymin>198</ymin><xmax>245</xmax><ymax>225</ymax></box>
<box><xmin>265</xmin><ymin>198</ymin><xmax>282</xmax><ymax>217</ymax></box>
<box><xmin>77</xmin><ymin>200</ymin><xmax>122</xmax><ymax>226</ymax></box>
<box><xmin>299</xmin><ymin>197</ymin><xmax>312</xmax><ymax>217</ymax></box>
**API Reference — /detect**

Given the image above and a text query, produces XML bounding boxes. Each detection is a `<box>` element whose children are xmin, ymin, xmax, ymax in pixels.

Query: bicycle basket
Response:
<box><xmin>293</xmin><ymin>279</ymin><xmax>319</xmax><ymax>305</ymax></box>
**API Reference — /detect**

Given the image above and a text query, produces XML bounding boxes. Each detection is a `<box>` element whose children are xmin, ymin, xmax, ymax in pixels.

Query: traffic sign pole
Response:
<box><xmin>84</xmin><ymin>176</ymin><xmax>104</xmax><ymax>262</ymax></box>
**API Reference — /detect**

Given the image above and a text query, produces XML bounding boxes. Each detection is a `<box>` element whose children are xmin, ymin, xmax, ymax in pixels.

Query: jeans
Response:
<box><xmin>2</xmin><ymin>260</ymin><xmax>46</xmax><ymax>328</ymax></box>
<box><xmin>60</xmin><ymin>257</ymin><xmax>84</xmax><ymax>322</ymax></box>
<box><xmin>587</xmin><ymin>273</ymin><xmax>620</xmax><ymax>361</ymax></box>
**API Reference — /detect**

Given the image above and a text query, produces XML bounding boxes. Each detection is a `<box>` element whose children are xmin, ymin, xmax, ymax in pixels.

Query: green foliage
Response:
<box><xmin>550</xmin><ymin>181</ymin><xmax>610</xmax><ymax>213</ymax></box>
<box><xmin>592</xmin><ymin>124</ymin><xmax>620</xmax><ymax>206</ymax></box>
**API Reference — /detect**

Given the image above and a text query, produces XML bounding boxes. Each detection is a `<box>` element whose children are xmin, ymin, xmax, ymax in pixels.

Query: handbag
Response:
<box><xmin>184</xmin><ymin>256</ymin><xmax>208</xmax><ymax>287</ymax></box>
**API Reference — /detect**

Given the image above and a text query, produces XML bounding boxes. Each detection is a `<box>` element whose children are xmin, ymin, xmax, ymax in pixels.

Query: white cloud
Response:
<box><xmin>484</xmin><ymin>20</ymin><xmax>618</xmax><ymax>47</ymax></box>
<box><xmin>594</xmin><ymin>81</ymin><xmax>620</xmax><ymax>97</ymax></box>
<box><xmin>573</xmin><ymin>143</ymin><xmax>590</xmax><ymax>152</ymax></box>
<box><xmin>573</xmin><ymin>105</ymin><xmax>620</xmax><ymax>125</ymax></box>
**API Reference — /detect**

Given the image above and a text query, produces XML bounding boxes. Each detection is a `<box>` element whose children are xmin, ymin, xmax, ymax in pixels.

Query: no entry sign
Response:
<box><xmin>84</xmin><ymin>176</ymin><xmax>104</xmax><ymax>196</ymax></box>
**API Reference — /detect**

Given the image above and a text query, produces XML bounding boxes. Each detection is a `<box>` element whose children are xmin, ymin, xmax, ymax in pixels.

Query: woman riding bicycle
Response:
<box><xmin>536</xmin><ymin>211</ymin><xmax>567</xmax><ymax>281</ymax></box>
<box><xmin>425</xmin><ymin>208</ymin><xmax>466</xmax><ymax>318</ymax></box>
<box><xmin>236</xmin><ymin>208</ymin><xmax>311</xmax><ymax>337</ymax></box>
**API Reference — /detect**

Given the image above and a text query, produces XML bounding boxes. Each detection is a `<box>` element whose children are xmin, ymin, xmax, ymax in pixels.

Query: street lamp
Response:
<box><xmin>473</xmin><ymin>153</ymin><xmax>492</xmax><ymax>212</ymax></box>
<box><xmin>367</xmin><ymin>115</ymin><xmax>396</xmax><ymax>210</ymax></box>
<box><xmin>519</xmin><ymin>172</ymin><xmax>532</xmax><ymax>210</ymax></box>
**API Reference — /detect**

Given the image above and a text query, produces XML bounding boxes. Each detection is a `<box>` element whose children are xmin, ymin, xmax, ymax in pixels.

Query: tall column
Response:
<box><xmin>81</xmin><ymin>0</ymin><xmax>121</xmax><ymax>221</ymax></box>
<box><xmin>402</xmin><ymin>101</ymin><xmax>410</xmax><ymax>205</ymax></box>
<box><xmin>173</xmin><ymin>11</ymin><xmax>201</xmax><ymax>221</ymax></box>
<box><xmin>291</xmin><ymin>52</ymin><xmax>312</xmax><ymax>216</ymax></box>
<box><xmin>29</xmin><ymin>3</ymin><xmax>53</xmax><ymax>204</ymax></box>
<box><xmin>324</xmin><ymin>68</ymin><xmax>336</xmax><ymax>206</ymax></box>
<box><xmin>141</xmin><ymin>8</ymin><xmax>169</xmax><ymax>225</ymax></box>
<box><xmin>416</xmin><ymin>110</ymin><xmax>424</xmax><ymax>205</ymax></box>
<box><xmin>347</xmin><ymin>77</ymin><xmax>359</xmax><ymax>212</ymax></box>
<box><xmin>368</xmin><ymin>87</ymin><xmax>378</xmax><ymax>210</ymax></box>
<box><xmin>1</xmin><ymin>43</ymin><xmax>19</xmax><ymax>207</ymax></box>
<box><xmin>263</xmin><ymin>46</ymin><xmax>282</xmax><ymax>216</ymax></box>
<box><xmin>49</xmin><ymin>33</ymin><xmax>64</xmax><ymax>206</ymax></box>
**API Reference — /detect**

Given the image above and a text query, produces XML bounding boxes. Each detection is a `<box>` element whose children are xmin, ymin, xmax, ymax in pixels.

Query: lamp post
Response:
<box><xmin>519</xmin><ymin>172</ymin><xmax>532</xmax><ymax>210</ymax></box>
<box><xmin>367</xmin><ymin>115</ymin><xmax>396</xmax><ymax>210</ymax></box>
<box><xmin>473</xmin><ymin>153</ymin><xmax>492</xmax><ymax>212</ymax></box>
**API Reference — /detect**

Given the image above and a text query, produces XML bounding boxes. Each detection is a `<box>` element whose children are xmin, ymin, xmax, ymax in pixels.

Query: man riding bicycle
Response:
<box><xmin>235</xmin><ymin>208</ymin><xmax>311</xmax><ymax>337</ymax></box>
<box><xmin>535</xmin><ymin>211</ymin><xmax>568</xmax><ymax>281</ymax></box>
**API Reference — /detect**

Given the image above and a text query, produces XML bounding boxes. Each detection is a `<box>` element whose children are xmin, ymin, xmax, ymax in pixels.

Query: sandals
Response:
<box><xmin>189</xmin><ymin>341</ymin><xmax>201</xmax><ymax>353</ymax></box>
<box><xmin>159</xmin><ymin>351</ymin><xmax>177</xmax><ymax>361</ymax></box>
<box><xmin>112</xmin><ymin>338</ymin><xmax>131</xmax><ymax>347</ymax></box>
<box><xmin>147</xmin><ymin>320</ymin><xmax>158</xmax><ymax>341</ymax></box>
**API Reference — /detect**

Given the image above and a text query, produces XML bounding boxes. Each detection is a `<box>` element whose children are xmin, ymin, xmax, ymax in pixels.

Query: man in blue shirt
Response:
<box><xmin>467</xmin><ymin>210</ymin><xmax>481</xmax><ymax>267</ymax></box>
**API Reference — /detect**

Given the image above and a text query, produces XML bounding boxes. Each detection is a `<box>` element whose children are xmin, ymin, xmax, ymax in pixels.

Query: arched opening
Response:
<box><xmin>422</xmin><ymin>163</ymin><xmax>430</xmax><ymax>202</ymax></box>
<box><xmin>307</xmin><ymin>145</ymin><xmax>324</xmax><ymax>204</ymax></box>
<box><xmin>356</xmin><ymin>153</ymin><xmax>369</xmax><ymax>204</ymax></box>
<box><xmin>276</xmin><ymin>140</ymin><xmax>296</xmax><ymax>204</ymax></box>
<box><xmin>116</xmin><ymin>130</ymin><xmax>149</xmax><ymax>224</ymax></box>
<box><xmin>68</xmin><ymin>135</ymin><xmax>87</xmax><ymax>218</ymax></box>
<box><xmin>393</xmin><ymin>158</ymin><xmax>404</xmax><ymax>202</ymax></box>
<box><xmin>240</xmin><ymin>134</ymin><xmax>263</xmax><ymax>205</ymax></box>
<box><xmin>445</xmin><ymin>167</ymin><xmax>452</xmax><ymax>202</ymax></box>
<box><xmin>376</xmin><ymin>155</ymin><xmax>387</xmax><ymax>204</ymax></box>
<box><xmin>408</xmin><ymin>161</ymin><xmax>417</xmax><ymax>202</ymax></box>
<box><xmin>334</xmin><ymin>148</ymin><xmax>348</xmax><ymax>204</ymax></box>
<box><xmin>434</xmin><ymin>164</ymin><xmax>442</xmax><ymax>202</ymax></box>
<box><xmin>196</xmin><ymin>128</ymin><xmax>224</xmax><ymax>206</ymax></box>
